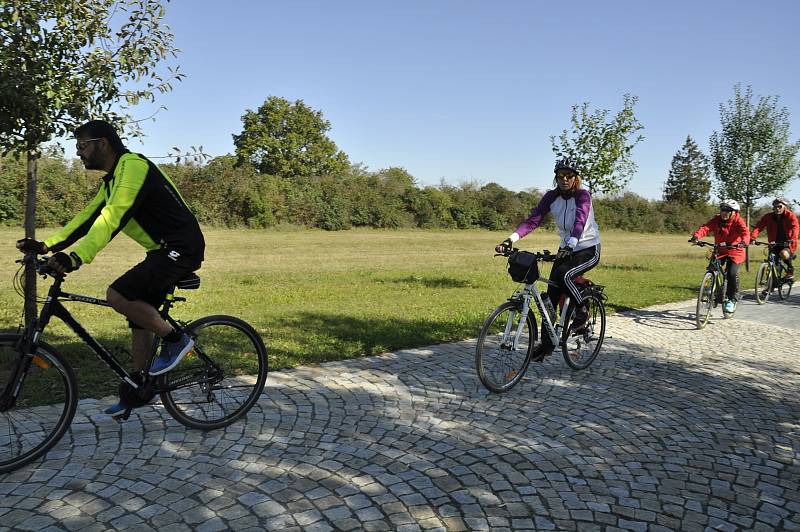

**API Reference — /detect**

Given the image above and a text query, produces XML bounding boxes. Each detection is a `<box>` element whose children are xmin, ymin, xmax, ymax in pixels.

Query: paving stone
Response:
<box><xmin>1</xmin><ymin>299</ymin><xmax>797</xmax><ymax>531</ymax></box>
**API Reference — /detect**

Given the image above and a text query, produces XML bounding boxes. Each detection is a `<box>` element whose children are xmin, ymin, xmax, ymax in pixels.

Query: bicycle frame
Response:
<box><xmin>509</xmin><ymin>278</ymin><xmax>571</xmax><ymax>348</ymax></box>
<box><xmin>2</xmin><ymin>267</ymin><xmax>187</xmax><ymax>411</ymax></box>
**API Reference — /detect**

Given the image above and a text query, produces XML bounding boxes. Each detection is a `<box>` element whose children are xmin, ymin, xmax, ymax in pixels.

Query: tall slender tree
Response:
<box><xmin>709</xmin><ymin>84</ymin><xmax>800</xmax><ymax>229</ymax></box>
<box><xmin>550</xmin><ymin>94</ymin><xmax>645</xmax><ymax>195</ymax></box>
<box><xmin>663</xmin><ymin>135</ymin><xmax>711</xmax><ymax>207</ymax></box>
<box><xmin>0</xmin><ymin>0</ymin><xmax>182</xmax><ymax>321</ymax></box>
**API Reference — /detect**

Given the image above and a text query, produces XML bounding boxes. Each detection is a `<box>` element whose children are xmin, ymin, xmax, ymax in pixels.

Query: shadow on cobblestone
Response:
<box><xmin>1</xmin><ymin>313</ymin><xmax>799</xmax><ymax>531</ymax></box>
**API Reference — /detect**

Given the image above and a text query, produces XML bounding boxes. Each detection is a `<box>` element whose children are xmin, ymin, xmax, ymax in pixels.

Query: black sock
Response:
<box><xmin>163</xmin><ymin>328</ymin><xmax>182</xmax><ymax>343</ymax></box>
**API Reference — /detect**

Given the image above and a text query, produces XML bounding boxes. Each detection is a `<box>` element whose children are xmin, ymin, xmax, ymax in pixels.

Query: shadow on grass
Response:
<box><xmin>378</xmin><ymin>275</ymin><xmax>476</xmax><ymax>289</ymax></box>
<box><xmin>269</xmin><ymin>311</ymin><xmax>478</xmax><ymax>367</ymax></box>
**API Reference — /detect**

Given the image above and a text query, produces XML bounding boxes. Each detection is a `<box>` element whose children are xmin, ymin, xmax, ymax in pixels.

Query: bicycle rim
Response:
<box><xmin>754</xmin><ymin>263</ymin><xmax>772</xmax><ymax>304</ymax></box>
<box><xmin>0</xmin><ymin>335</ymin><xmax>77</xmax><ymax>474</ymax></box>
<box><xmin>695</xmin><ymin>272</ymin><xmax>714</xmax><ymax>329</ymax></box>
<box><xmin>562</xmin><ymin>294</ymin><xmax>605</xmax><ymax>370</ymax></box>
<box><xmin>475</xmin><ymin>302</ymin><xmax>536</xmax><ymax>393</ymax></box>
<box><xmin>779</xmin><ymin>277</ymin><xmax>793</xmax><ymax>300</ymax></box>
<box><xmin>160</xmin><ymin>316</ymin><xmax>268</xmax><ymax>430</ymax></box>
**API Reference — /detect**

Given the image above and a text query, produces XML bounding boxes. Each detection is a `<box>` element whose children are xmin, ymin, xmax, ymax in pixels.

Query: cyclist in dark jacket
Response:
<box><xmin>16</xmin><ymin>120</ymin><xmax>205</xmax><ymax>417</ymax></box>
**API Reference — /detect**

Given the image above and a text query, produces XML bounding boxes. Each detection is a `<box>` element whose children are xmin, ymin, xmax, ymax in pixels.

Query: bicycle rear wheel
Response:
<box><xmin>695</xmin><ymin>272</ymin><xmax>714</xmax><ymax>329</ymax></box>
<box><xmin>777</xmin><ymin>263</ymin><xmax>793</xmax><ymax>300</ymax></box>
<box><xmin>0</xmin><ymin>334</ymin><xmax>78</xmax><ymax>474</ymax></box>
<box><xmin>562</xmin><ymin>293</ymin><xmax>606</xmax><ymax>370</ymax></box>
<box><xmin>475</xmin><ymin>301</ymin><xmax>537</xmax><ymax>393</ymax></box>
<box><xmin>754</xmin><ymin>262</ymin><xmax>772</xmax><ymax>304</ymax></box>
<box><xmin>159</xmin><ymin>315</ymin><xmax>268</xmax><ymax>430</ymax></box>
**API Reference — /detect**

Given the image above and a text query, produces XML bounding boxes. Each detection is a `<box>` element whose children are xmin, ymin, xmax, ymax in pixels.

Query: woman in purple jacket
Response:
<box><xmin>495</xmin><ymin>157</ymin><xmax>601</xmax><ymax>357</ymax></box>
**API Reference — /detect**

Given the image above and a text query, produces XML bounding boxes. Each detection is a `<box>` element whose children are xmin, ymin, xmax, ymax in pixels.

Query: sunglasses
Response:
<box><xmin>555</xmin><ymin>172</ymin><xmax>577</xmax><ymax>180</ymax></box>
<box><xmin>773</xmin><ymin>203</ymin><xmax>786</xmax><ymax>208</ymax></box>
<box><xmin>720</xmin><ymin>208</ymin><xmax>734</xmax><ymax>213</ymax></box>
<box><xmin>76</xmin><ymin>138</ymin><xmax>102</xmax><ymax>150</ymax></box>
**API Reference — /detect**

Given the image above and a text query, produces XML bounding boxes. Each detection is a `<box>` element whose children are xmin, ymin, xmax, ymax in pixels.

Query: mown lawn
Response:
<box><xmin>0</xmin><ymin>227</ymin><xmax>758</xmax><ymax>398</ymax></box>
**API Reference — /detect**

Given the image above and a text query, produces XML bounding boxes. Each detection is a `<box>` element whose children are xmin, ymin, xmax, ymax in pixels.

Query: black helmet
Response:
<box><xmin>554</xmin><ymin>157</ymin><xmax>581</xmax><ymax>175</ymax></box>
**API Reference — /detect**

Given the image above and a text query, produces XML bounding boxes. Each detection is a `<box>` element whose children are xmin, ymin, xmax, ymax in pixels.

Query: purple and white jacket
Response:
<box><xmin>508</xmin><ymin>188</ymin><xmax>600</xmax><ymax>251</ymax></box>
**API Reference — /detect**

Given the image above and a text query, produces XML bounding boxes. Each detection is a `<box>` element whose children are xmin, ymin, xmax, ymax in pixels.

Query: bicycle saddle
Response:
<box><xmin>176</xmin><ymin>273</ymin><xmax>201</xmax><ymax>290</ymax></box>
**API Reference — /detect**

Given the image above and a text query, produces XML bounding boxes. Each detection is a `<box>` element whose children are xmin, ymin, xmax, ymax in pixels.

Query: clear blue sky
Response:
<box><xmin>125</xmin><ymin>0</ymin><xmax>800</xmax><ymax>203</ymax></box>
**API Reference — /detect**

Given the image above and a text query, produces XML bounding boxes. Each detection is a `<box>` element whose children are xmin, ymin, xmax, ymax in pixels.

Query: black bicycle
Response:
<box><xmin>753</xmin><ymin>240</ymin><xmax>794</xmax><ymax>304</ymax></box>
<box><xmin>476</xmin><ymin>248</ymin><xmax>607</xmax><ymax>393</ymax></box>
<box><xmin>0</xmin><ymin>254</ymin><xmax>268</xmax><ymax>474</ymax></box>
<box><xmin>692</xmin><ymin>240</ymin><xmax>743</xmax><ymax>328</ymax></box>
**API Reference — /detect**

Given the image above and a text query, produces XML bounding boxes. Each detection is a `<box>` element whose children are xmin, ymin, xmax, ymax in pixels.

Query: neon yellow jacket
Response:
<box><xmin>45</xmin><ymin>152</ymin><xmax>204</xmax><ymax>265</ymax></box>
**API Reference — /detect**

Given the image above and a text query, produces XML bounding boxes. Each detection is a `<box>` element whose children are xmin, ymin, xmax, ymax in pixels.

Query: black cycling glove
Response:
<box><xmin>16</xmin><ymin>237</ymin><xmax>47</xmax><ymax>254</ymax></box>
<box><xmin>495</xmin><ymin>238</ymin><xmax>513</xmax><ymax>254</ymax></box>
<box><xmin>51</xmin><ymin>252</ymin><xmax>82</xmax><ymax>273</ymax></box>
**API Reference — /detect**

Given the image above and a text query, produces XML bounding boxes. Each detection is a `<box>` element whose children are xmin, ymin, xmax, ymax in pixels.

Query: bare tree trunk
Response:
<box><xmin>24</xmin><ymin>150</ymin><xmax>39</xmax><ymax>325</ymax></box>
<box><xmin>744</xmin><ymin>202</ymin><xmax>751</xmax><ymax>272</ymax></box>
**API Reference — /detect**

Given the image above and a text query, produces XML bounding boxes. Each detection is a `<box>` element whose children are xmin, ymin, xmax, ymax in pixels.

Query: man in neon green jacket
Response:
<box><xmin>16</xmin><ymin>120</ymin><xmax>205</xmax><ymax>417</ymax></box>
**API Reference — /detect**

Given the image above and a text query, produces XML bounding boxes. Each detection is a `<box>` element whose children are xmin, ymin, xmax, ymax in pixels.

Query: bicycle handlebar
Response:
<box><xmin>752</xmin><ymin>240</ymin><xmax>792</xmax><ymax>248</ymax></box>
<box><xmin>690</xmin><ymin>241</ymin><xmax>747</xmax><ymax>250</ymax></box>
<box><xmin>16</xmin><ymin>254</ymin><xmax>63</xmax><ymax>280</ymax></box>
<box><xmin>495</xmin><ymin>247</ymin><xmax>557</xmax><ymax>262</ymax></box>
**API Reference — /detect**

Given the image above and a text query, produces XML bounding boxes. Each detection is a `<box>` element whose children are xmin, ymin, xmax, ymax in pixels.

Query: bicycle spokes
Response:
<box><xmin>475</xmin><ymin>302</ymin><xmax>535</xmax><ymax>393</ymax></box>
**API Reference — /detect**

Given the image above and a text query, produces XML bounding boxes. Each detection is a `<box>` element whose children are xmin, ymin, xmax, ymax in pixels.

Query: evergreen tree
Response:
<box><xmin>663</xmin><ymin>136</ymin><xmax>711</xmax><ymax>207</ymax></box>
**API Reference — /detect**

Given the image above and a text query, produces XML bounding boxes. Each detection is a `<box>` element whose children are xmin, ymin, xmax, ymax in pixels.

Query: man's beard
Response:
<box><xmin>81</xmin><ymin>154</ymin><xmax>103</xmax><ymax>170</ymax></box>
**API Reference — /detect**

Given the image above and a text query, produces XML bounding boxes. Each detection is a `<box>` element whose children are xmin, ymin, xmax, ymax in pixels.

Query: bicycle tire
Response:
<box><xmin>475</xmin><ymin>301</ymin><xmax>537</xmax><ymax>393</ymax></box>
<box><xmin>159</xmin><ymin>315</ymin><xmax>268</xmax><ymax>430</ymax></box>
<box><xmin>562</xmin><ymin>293</ymin><xmax>606</xmax><ymax>370</ymax></box>
<box><xmin>754</xmin><ymin>262</ymin><xmax>772</xmax><ymax>305</ymax></box>
<box><xmin>0</xmin><ymin>334</ymin><xmax>78</xmax><ymax>474</ymax></box>
<box><xmin>777</xmin><ymin>262</ymin><xmax>793</xmax><ymax>300</ymax></box>
<box><xmin>695</xmin><ymin>272</ymin><xmax>714</xmax><ymax>329</ymax></box>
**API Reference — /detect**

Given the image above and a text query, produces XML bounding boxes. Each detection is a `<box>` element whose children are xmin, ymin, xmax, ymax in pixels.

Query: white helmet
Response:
<box><xmin>720</xmin><ymin>199</ymin><xmax>740</xmax><ymax>212</ymax></box>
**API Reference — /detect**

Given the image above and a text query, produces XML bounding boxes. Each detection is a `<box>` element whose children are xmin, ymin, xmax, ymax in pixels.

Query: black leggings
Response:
<box><xmin>723</xmin><ymin>258</ymin><xmax>740</xmax><ymax>301</ymax></box>
<box><xmin>547</xmin><ymin>245</ymin><xmax>601</xmax><ymax>307</ymax></box>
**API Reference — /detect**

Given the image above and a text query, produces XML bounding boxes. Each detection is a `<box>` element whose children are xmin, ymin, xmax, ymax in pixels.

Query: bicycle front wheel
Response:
<box><xmin>754</xmin><ymin>262</ymin><xmax>772</xmax><ymax>304</ymax></box>
<box><xmin>475</xmin><ymin>301</ymin><xmax>537</xmax><ymax>393</ymax></box>
<box><xmin>562</xmin><ymin>294</ymin><xmax>606</xmax><ymax>370</ymax></box>
<box><xmin>695</xmin><ymin>272</ymin><xmax>715</xmax><ymax>329</ymax></box>
<box><xmin>0</xmin><ymin>334</ymin><xmax>78</xmax><ymax>474</ymax></box>
<box><xmin>160</xmin><ymin>316</ymin><xmax>268</xmax><ymax>430</ymax></box>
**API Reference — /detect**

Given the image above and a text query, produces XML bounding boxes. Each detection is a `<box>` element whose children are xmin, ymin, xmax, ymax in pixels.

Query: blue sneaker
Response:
<box><xmin>104</xmin><ymin>399</ymin><xmax>129</xmax><ymax>418</ymax></box>
<box><xmin>150</xmin><ymin>333</ymin><xmax>194</xmax><ymax>376</ymax></box>
<box><xmin>723</xmin><ymin>299</ymin><xmax>736</xmax><ymax>313</ymax></box>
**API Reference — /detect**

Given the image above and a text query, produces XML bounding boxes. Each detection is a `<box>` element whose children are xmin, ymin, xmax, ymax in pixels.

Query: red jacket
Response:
<box><xmin>751</xmin><ymin>210</ymin><xmax>799</xmax><ymax>252</ymax></box>
<box><xmin>693</xmin><ymin>213</ymin><xmax>750</xmax><ymax>264</ymax></box>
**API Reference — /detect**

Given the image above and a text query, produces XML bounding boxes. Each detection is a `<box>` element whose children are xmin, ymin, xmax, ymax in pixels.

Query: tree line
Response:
<box><xmin>1</xmin><ymin>147</ymin><xmax>727</xmax><ymax>234</ymax></box>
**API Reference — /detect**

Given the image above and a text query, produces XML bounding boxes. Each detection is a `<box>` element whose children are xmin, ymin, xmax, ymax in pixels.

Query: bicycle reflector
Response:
<box><xmin>32</xmin><ymin>355</ymin><xmax>50</xmax><ymax>369</ymax></box>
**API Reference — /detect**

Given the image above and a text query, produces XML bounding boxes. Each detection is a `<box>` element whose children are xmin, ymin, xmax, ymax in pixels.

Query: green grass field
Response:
<box><xmin>0</xmin><ymin>227</ymin><xmax>759</xmax><ymax>399</ymax></box>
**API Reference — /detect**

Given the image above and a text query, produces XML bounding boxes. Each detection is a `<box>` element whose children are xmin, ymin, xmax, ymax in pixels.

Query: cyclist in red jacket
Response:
<box><xmin>751</xmin><ymin>197</ymin><xmax>798</xmax><ymax>281</ymax></box>
<box><xmin>689</xmin><ymin>199</ymin><xmax>750</xmax><ymax>314</ymax></box>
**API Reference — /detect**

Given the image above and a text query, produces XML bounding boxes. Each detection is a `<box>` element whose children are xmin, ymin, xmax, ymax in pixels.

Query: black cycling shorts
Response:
<box><xmin>110</xmin><ymin>249</ymin><xmax>201</xmax><ymax>321</ymax></box>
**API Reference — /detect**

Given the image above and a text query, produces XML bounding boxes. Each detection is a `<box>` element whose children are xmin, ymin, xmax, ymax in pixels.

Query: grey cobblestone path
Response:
<box><xmin>1</xmin><ymin>295</ymin><xmax>798</xmax><ymax>531</ymax></box>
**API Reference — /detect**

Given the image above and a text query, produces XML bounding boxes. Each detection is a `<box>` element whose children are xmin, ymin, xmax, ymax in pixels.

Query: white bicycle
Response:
<box><xmin>476</xmin><ymin>248</ymin><xmax>607</xmax><ymax>393</ymax></box>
